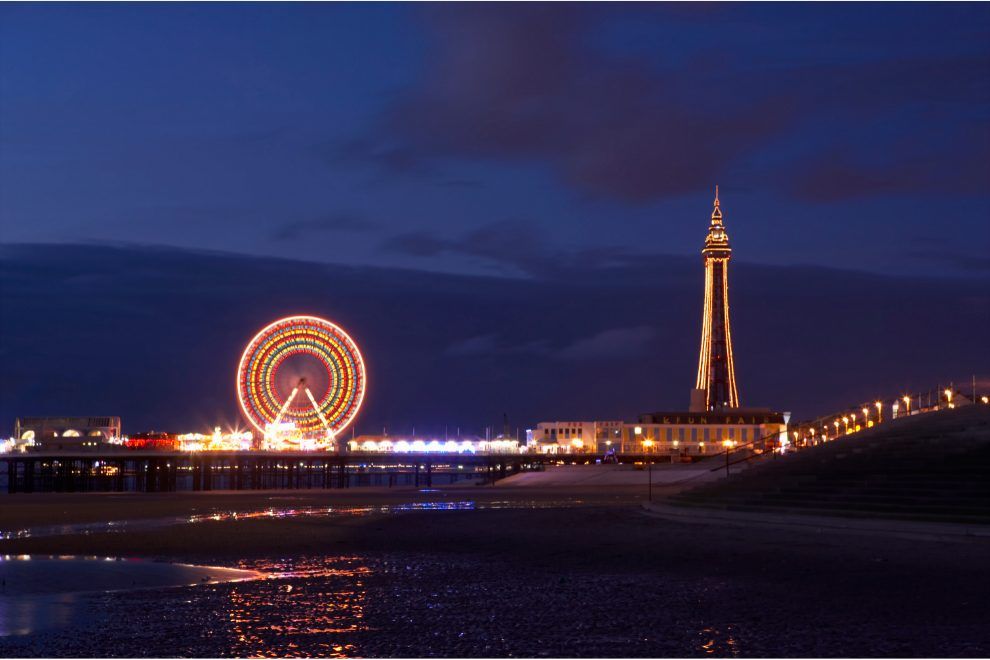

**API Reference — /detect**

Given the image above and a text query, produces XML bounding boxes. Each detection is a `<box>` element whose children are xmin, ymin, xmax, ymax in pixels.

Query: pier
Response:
<box><xmin>1</xmin><ymin>451</ymin><xmax>664</xmax><ymax>494</ymax></box>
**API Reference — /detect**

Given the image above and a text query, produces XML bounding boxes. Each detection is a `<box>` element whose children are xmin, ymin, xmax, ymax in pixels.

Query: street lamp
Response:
<box><xmin>642</xmin><ymin>438</ymin><xmax>654</xmax><ymax>454</ymax></box>
<box><xmin>944</xmin><ymin>389</ymin><xmax>953</xmax><ymax>408</ymax></box>
<box><xmin>833</xmin><ymin>419</ymin><xmax>840</xmax><ymax>437</ymax></box>
<box><xmin>875</xmin><ymin>400</ymin><xmax>883</xmax><ymax>423</ymax></box>
<box><xmin>842</xmin><ymin>416</ymin><xmax>849</xmax><ymax>433</ymax></box>
<box><xmin>902</xmin><ymin>395</ymin><xmax>911</xmax><ymax>416</ymax></box>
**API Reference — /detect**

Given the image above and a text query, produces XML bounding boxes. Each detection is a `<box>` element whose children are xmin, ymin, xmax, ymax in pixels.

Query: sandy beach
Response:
<box><xmin>1</xmin><ymin>485</ymin><xmax>988</xmax><ymax>657</ymax></box>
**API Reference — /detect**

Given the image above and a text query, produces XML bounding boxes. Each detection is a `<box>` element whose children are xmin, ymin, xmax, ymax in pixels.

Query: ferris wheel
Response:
<box><xmin>236</xmin><ymin>315</ymin><xmax>366</xmax><ymax>441</ymax></box>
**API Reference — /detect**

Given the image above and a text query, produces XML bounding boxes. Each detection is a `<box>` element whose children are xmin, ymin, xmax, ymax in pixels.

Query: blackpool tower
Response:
<box><xmin>690</xmin><ymin>186</ymin><xmax>740</xmax><ymax>412</ymax></box>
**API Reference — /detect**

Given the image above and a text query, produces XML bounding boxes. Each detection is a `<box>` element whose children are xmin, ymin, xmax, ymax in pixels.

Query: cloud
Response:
<box><xmin>1</xmin><ymin>243</ymin><xmax>987</xmax><ymax>434</ymax></box>
<box><xmin>788</xmin><ymin>121</ymin><xmax>990</xmax><ymax>202</ymax></box>
<box><xmin>339</xmin><ymin>5</ymin><xmax>989</xmax><ymax>203</ymax></box>
<box><xmin>555</xmin><ymin>326</ymin><xmax>656</xmax><ymax>360</ymax></box>
<box><xmin>444</xmin><ymin>326</ymin><xmax>656</xmax><ymax>361</ymax></box>
<box><xmin>382</xmin><ymin>220</ymin><xmax>636</xmax><ymax>278</ymax></box>
<box><xmin>337</xmin><ymin>5</ymin><xmax>799</xmax><ymax>202</ymax></box>
<box><xmin>272</xmin><ymin>212</ymin><xmax>377</xmax><ymax>241</ymax></box>
<box><xmin>907</xmin><ymin>249</ymin><xmax>990</xmax><ymax>273</ymax></box>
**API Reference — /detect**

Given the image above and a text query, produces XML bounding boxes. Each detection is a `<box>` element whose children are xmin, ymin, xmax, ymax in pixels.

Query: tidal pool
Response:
<box><xmin>0</xmin><ymin>556</ymin><xmax>262</xmax><ymax>636</ymax></box>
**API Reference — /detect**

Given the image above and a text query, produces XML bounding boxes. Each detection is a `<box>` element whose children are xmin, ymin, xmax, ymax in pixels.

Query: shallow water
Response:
<box><xmin>0</xmin><ymin>556</ymin><xmax>261</xmax><ymax>636</ymax></box>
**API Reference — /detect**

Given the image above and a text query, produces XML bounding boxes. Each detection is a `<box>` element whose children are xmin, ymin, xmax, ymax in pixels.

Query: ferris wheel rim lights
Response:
<box><xmin>236</xmin><ymin>315</ymin><xmax>366</xmax><ymax>438</ymax></box>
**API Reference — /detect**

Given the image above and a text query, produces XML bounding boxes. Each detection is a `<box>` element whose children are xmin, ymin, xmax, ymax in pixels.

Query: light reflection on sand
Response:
<box><xmin>225</xmin><ymin>557</ymin><xmax>371</xmax><ymax>658</ymax></box>
<box><xmin>0</xmin><ymin>498</ymin><xmax>587</xmax><ymax>541</ymax></box>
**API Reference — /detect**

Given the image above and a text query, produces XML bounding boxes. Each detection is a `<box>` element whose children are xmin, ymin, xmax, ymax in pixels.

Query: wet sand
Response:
<box><xmin>1</xmin><ymin>486</ymin><xmax>988</xmax><ymax>656</ymax></box>
<box><xmin>0</xmin><ymin>484</ymin><xmax>652</xmax><ymax>529</ymax></box>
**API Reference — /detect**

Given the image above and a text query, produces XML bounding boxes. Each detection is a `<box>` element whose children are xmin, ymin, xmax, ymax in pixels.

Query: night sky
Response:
<box><xmin>1</xmin><ymin>4</ymin><xmax>988</xmax><ymax>435</ymax></box>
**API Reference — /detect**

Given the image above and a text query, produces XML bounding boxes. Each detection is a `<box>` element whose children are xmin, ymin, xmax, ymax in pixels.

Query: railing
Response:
<box><xmin>789</xmin><ymin>381</ymin><xmax>984</xmax><ymax>449</ymax></box>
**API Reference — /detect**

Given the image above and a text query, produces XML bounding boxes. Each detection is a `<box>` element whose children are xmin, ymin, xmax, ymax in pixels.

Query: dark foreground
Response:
<box><xmin>1</xmin><ymin>487</ymin><xmax>988</xmax><ymax>657</ymax></box>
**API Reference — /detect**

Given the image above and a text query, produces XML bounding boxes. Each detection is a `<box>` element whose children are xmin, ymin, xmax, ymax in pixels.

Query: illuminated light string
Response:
<box><xmin>695</xmin><ymin>187</ymin><xmax>739</xmax><ymax>411</ymax></box>
<box><xmin>236</xmin><ymin>316</ymin><xmax>366</xmax><ymax>437</ymax></box>
<box><xmin>253</xmin><ymin>332</ymin><xmax>357</xmax><ymax>421</ymax></box>
<box><xmin>721</xmin><ymin>257</ymin><xmax>739</xmax><ymax>407</ymax></box>
<box><xmin>243</xmin><ymin>336</ymin><xmax>359</xmax><ymax>432</ymax></box>
<box><xmin>247</xmin><ymin>327</ymin><xmax>359</xmax><ymax>425</ymax></box>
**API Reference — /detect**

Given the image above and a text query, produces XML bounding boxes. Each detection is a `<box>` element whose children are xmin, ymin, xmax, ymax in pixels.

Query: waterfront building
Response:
<box><xmin>529</xmin><ymin>414</ymin><xmax>787</xmax><ymax>459</ymax></box>
<box><xmin>625</xmin><ymin>410</ymin><xmax>788</xmax><ymax>458</ymax></box>
<box><xmin>690</xmin><ymin>186</ymin><xmax>740</xmax><ymax>412</ymax></box>
<box><xmin>13</xmin><ymin>416</ymin><xmax>121</xmax><ymax>451</ymax></box>
<box><xmin>530</xmin><ymin>421</ymin><xmax>623</xmax><ymax>454</ymax></box>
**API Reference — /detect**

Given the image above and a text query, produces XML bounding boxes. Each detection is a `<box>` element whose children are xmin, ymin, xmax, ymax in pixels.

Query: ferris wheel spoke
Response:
<box><xmin>305</xmin><ymin>387</ymin><xmax>332</xmax><ymax>434</ymax></box>
<box><xmin>273</xmin><ymin>386</ymin><xmax>300</xmax><ymax>426</ymax></box>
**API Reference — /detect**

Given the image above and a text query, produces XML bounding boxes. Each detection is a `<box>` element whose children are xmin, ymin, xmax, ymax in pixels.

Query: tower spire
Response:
<box><xmin>711</xmin><ymin>184</ymin><xmax>723</xmax><ymax>224</ymax></box>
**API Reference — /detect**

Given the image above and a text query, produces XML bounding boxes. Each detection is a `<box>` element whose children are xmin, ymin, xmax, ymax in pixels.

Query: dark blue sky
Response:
<box><xmin>2</xmin><ymin>3</ymin><xmax>988</xmax><ymax>277</ymax></box>
<box><xmin>1</xmin><ymin>4</ymin><xmax>988</xmax><ymax>433</ymax></box>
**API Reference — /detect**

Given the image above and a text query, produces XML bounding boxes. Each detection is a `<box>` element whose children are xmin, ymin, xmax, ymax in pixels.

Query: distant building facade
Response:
<box><xmin>529</xmin><ymin>413</ymin><xmax>787</xmax><ymax>460</ymax></box>
<box><xmin>626</xmin><ymin>410</ymin><xmax>787</xmax><ymax>459</ymax></box>
<box><xmin>14</xmin><ymin>416</ymin><xmax>121</xmax><ymax>451</ymax></box>
<box><xmin>530</xmin><ymin>421</ymin><xmax>623</xmax><ymax>454</ymax></box>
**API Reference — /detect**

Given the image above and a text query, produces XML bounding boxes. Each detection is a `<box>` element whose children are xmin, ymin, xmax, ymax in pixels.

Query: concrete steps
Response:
<box><xmin>668</xmin><ymin>405</ymin><xmax>990</xmax><ymax>524</ymax></box>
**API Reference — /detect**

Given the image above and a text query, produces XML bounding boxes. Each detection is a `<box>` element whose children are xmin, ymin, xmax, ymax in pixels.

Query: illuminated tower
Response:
<box><xmin>690</xmin><ymin>186</ymin><xmax>740</xmax><ymax>412</ymax></box>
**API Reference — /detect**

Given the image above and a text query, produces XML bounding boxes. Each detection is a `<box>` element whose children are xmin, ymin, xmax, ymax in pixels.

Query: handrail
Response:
<box><xmin>706</xmin><ymin>426</ymin><xmax>782</xmax><ymax>474</ymax></box>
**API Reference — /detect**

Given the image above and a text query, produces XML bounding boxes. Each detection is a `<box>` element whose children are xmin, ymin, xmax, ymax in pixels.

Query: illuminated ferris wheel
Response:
<box><xmin>236</xmin><ymin>315</ymin><xmax>366</xmax><ymax>442</ymax></box>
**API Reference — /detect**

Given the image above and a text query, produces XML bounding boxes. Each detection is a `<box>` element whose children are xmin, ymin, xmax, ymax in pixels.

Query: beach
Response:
<box><xmin>1</xmin><ymin>484</ymin><xmax>988</xmax><ymax>657</ymax></box>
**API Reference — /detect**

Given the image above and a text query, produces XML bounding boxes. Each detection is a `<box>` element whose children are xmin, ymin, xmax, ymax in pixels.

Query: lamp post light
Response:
<box><xmin>833</xmin><ymin>419</ymin><xmax>840</xmax><ymax>438</ymax></box>
<box><xmin>875</xmin><ymin>400</ymin><xmax>883</xmax><ymax>423</ymax></box>
<box><xmin>944</xmin><ymin>388</ymin><xmax>953</xmax><ymax>408</ymax></box>
<box><xmin>862</xmin><ymin>407</ymin><xmax>870</xmax><ymax>427</ymax></box>
<box><xmin>842</xmin><ymin>416</ymin><xmax>849</xmax><ymax>433</ymax></box>
<box><xmin>902</xmin><ymin>395</ymin><xmax>911</xmax><ymax>416</ymax></box>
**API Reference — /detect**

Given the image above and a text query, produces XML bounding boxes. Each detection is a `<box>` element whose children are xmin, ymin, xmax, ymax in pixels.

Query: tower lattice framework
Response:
<box><xmin>694</xmin><ymin>186</ymin><xmax>740</xmax><ymax>411</ymax></box>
